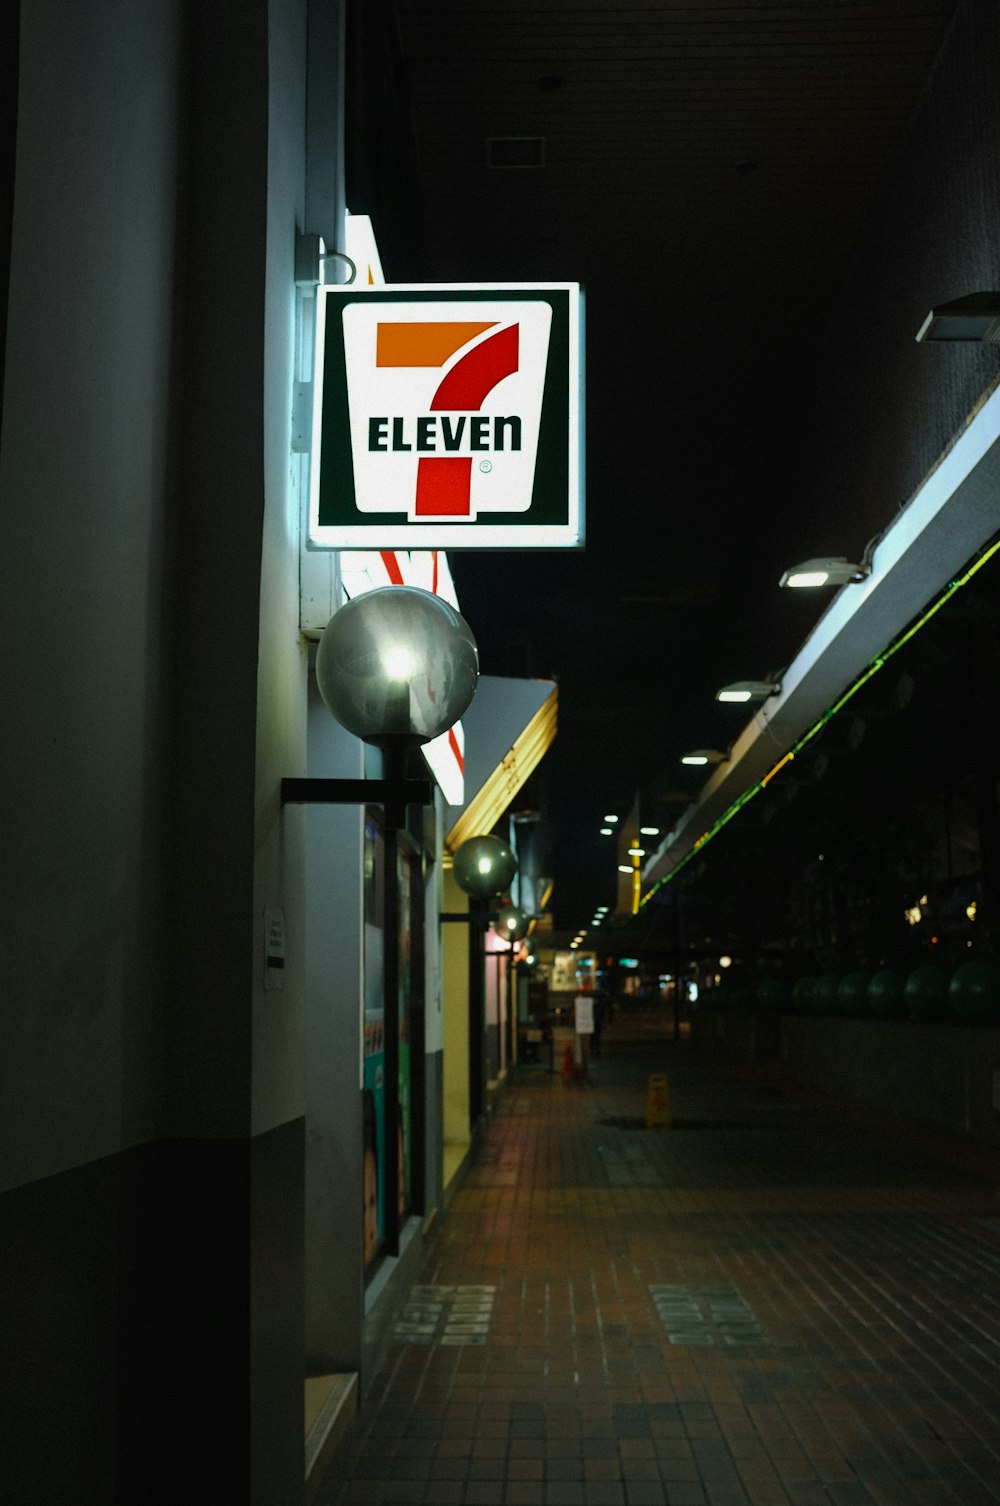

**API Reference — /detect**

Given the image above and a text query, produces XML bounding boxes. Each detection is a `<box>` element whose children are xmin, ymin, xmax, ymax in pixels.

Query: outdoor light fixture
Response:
<box><xmin>286</xmin><ymin>586</ymin><xmax>478</xmax><ymax>816</ymax></box>
<box><xmin>604</xmin><ymin>814</ymin><xmax>619</xmax><ymax>823</ymax></box>
<box><xmin>617</xmin><ymin>864</ymin><xmax>632</xmax><ymax>874</ymax></box>
<box><xmin>680</xmin><ymin>749</ymin><xmax>727</xmax><ymax>767</ymax></box>
<box><xmin>716</xmin><ymin>679</ymin><xmax>780</xmax><ymax>703</ymax></box>
<box><xmin>452</xmin><ymin>834</ymin><xmax>518</xmax><ymax>899</ymax></box>
<box><xmin>448</xmin><ymin>834</ymin><xmax>520</xmax><ymax>1080</ymax></box>
<box><xmin>600</xmin><ymin>826</ymin><xmax>613</xmax><ymax>835</ymax></box>
<box><xmin>314</xmin><ymin>586</ymin><xmax>478</xmax><ymax>750</ymax></box>
<box><xmin>915</xmin><ymin>293</ymin><xmax>1000</xmax><ymax>343</ymax></box>
<box><xmin>779</xmin><ymin>557</ymin><xmax>869</xmax><ymax>589</ymax></box>
<box><xmin>285</xmin><ymin>585</ymin><xmax>479</xmax><ymax>1261</ymax></box>
<box><xmin>640</xmin><ymin>826</ymin><xmax>660</xmax><ymax>836</ymax></box>
<box><xmin>628</xmin><ymin>846</ymin><xmax>646</xmax><ymax>857</ymax></box>
<box><xmin>493</xmin><ymin>904</ymin><xmax>529</xmax><ymax>943</ymax></box>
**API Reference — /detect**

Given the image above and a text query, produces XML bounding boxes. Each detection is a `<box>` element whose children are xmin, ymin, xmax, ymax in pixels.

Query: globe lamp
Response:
<box><xmin>494</xmin><ymin>904</ymin><xmax>529</xmax><ymax>943</ymax></box>
<box><xmin>315</xmin><ymin>586</ymin><xmax>478</xmax><ymax>746</ymax></box>
<box><xmin>452</xmin><ymin>835</ymin><xmax>518</xmax><ymax>899</ymax></box>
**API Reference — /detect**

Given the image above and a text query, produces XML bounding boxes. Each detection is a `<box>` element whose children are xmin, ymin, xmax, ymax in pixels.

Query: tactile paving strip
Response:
<box><xmin>391</xmin><ymin>1284</ymin><xmax>496</xmax><ymax>1346</ymax></box>
<box><xmin>649</xmin><ymin>1282</ymin><xmax>768</xmax><ymax>1346</ymax></box>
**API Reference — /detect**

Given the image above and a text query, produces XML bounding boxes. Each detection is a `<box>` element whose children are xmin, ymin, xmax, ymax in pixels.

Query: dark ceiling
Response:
<box><xmin>358</xmin><ymin>0</ymin><xmax>958</xmax><ymax>929</ymax></box>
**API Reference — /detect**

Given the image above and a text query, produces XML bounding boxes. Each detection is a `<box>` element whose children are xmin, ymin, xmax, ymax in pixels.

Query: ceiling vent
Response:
<box><xmin>487</xmin><ymin>136</ymin><xmax>545</xmax><ymax>169</ymax></box>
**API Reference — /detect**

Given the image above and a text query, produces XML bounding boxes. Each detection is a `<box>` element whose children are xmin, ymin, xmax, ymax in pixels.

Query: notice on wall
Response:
<box><xmin>264</xmin><ymin>908</ymin><xmax>286</xmax><ymax>991</ymax></box>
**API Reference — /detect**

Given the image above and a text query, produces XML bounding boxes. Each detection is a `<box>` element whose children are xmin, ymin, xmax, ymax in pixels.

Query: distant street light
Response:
<box><xmin>716</xmin><ymin>679</ymin><xmax>780</xmax><ymax>703</ymax></box>
<box><xmin>779</xmin><ymin>556</ymin><xmax>869</xmax><ymax>589</ymax></box>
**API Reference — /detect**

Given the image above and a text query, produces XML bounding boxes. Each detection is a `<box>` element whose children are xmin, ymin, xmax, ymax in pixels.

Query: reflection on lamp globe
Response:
<box><xmin>452</xmin><ymin>835</ymin><xmax>518</xmax><ymax>899</ymax></box>
<box><xmin>494</xmin><ymin>904</ymin><xmax>529</xmax><ymax>943</ymax></box>
<box><xmin>315</xmin><ymin>586</ymin><xmax>479</xmax><ymax>745</ymax></box>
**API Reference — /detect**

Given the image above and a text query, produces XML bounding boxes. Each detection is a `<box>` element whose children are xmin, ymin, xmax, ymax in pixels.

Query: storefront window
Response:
<box><xmin>362</xmin><ymin>814</ymin><xmax>415</xmax><ymax>1269</ymax></box>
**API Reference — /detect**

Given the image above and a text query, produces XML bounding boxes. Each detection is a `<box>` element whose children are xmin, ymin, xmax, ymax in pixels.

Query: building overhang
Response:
<box><xmin>443</xmin><ymin>675</ymin><xmax>557</xmax><ymax>853</ymax></box>
<box><xmin>642</xmin><ymin>377</ymin><xmax>1000</xmax><ymax>895</ymax></box>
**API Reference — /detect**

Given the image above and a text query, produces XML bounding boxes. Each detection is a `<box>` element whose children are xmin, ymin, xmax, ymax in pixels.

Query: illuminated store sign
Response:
<box><xmin>308</xmin><ymin>284</ymin><xmax>584</xmax><ymax>550</ymax></box>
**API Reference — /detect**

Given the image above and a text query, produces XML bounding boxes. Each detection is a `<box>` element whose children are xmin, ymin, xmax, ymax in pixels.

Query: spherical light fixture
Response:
<box><xmin>315</xmin><ymin>586</ymin><xmax>478</xmax><ymax>746</ymax></box>
<box><xmin>452</xmin><ymin>835</ymin><xmax>518</xmax><ymax>899</ymax></box>
<box><xmin>494</xmin><ymin>904</ymin><xmax>529</xmax><ymax>943</ymax></box>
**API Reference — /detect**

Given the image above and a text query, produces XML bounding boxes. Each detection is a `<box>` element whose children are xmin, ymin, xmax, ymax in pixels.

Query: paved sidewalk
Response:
<box><xmin>318</xmin><ymin>1012</ymin><xmax>1000</xmax><ymax>1506</ymax></box>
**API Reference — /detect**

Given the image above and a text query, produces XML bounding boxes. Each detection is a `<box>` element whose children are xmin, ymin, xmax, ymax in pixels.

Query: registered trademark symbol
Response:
<box><xmin>479</xmin><ymin>460</ymin><xmax>492</xmax><ymax>474</ymax></box>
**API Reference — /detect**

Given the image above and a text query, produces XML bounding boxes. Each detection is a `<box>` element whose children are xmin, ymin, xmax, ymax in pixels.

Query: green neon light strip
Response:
<box><xmin>640</xmin><ymin>532</ymin><xmax>1000</xmax><ymax>908</ymax></box>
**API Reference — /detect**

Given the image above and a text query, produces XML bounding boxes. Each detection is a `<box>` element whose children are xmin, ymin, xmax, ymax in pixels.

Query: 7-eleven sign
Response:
<box><xmin>308</xmin><ymin>284</ymin><xmax>584</xmax><ymax>550</ymax></box>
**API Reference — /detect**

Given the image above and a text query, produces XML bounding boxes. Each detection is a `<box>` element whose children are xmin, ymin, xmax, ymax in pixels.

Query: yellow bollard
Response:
<box><xmin>645</xmin><ymin>1073</ymin><xmax>672</xmax><ymax>1129</ymax></box>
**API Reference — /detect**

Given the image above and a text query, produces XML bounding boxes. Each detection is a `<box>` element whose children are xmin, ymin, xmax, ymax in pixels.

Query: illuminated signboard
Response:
<box><xmin>308</xmin><ymin>284</ymin><xmax>584</xmax><ymax>550</ymax></box>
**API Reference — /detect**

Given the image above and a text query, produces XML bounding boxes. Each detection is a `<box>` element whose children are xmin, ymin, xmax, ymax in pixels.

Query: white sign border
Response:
<box><xmin>307</xmin><ymin>282</ymin><xmax>584</xmax><ymax>551</ymax></box>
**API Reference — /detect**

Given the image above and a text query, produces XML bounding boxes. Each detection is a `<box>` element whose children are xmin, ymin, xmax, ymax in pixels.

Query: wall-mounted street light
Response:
<box><xmin>313</xmin><ymin>585</ymin><xmax>478</xmax><ymax>807</ymax></box>
<box><xmin>452</xmin><ymin>835</ymin><xmax>518</xmax><ymax>900</ymax></box>
<box><xmin>494</xmin><ymin>904</ymin><xmax>529</xmax><ymax>943</ymax></box>
<box><xmin>493</xmin><ymin>904</ymin><xmax>529</xmax><ymax>1068</ymax></box>
<box><xmin>915</xmin><ymin>293</ymin><xmax>1000</xmax><ymax>344</ymax></box>
<box><xmin>449</xmin><ymin>834</ymin><xmax>520</xmax><ymax>1113</ymax></box>
<box><xmin>716</xmin><ymin>679</ymin><xmax>780</xmax><ymax>704</ymax></box>
<box><xmin>779</xmin><ymin>556</ymin><xmax>869</xmax><ymax>589</ymax></box>
<box><xmin>284</xmin><ymin>586</ymin><xmax>478</xmax><ymax>1257</ymax></box>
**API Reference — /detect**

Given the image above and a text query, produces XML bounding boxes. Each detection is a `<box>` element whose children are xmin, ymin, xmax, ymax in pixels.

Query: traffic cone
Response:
<box><xmin>561</xmin><ymin>1042</ymin><xmax>575</xmax><ymax>1079</ymax></box>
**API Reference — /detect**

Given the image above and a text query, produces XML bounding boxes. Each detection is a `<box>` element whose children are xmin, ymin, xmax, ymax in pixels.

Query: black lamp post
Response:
<box><xmin>494</xmin><ymin>904</ymin><xmax>529</xmax><ymax>1069</ymax></box>
<box><xmin>284</xmin><ymin>586</ymin><xmax>478</xmax><ymax>1256</ymax></box>
<box><xmin>450</xmin><ymin>836</ymin><xmax>519</xmax><ymax>1120</ymax></box>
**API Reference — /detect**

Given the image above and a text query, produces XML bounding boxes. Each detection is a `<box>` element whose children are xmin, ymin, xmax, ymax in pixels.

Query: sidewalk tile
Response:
<box><xmin>317</xmin><ymin>1028</ymin><xmax>1000</xmax><ymax>1506</ymax></box>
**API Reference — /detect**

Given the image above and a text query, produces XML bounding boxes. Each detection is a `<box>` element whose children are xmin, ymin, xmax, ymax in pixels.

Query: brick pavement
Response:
<box><xmin>317</xmin><ymin>1012</ymin><xmax>1000</xmax><ymax>1506</ymax></box>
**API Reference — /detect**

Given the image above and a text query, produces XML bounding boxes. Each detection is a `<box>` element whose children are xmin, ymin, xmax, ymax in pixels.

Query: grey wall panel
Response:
<box><xmin>0</xmin><ymin>0</ymin><xmax>186</xmax><ymax>1188</ymax></box>
<box><xmin>0</xmin><ymin>1121</ymin><xmax>304</xmax><ymax>1506</ymax></box>
<box><xmin>305</xmin><ymin>675</ymin><xmax>365</xmax><ymax>1373</ymax></box>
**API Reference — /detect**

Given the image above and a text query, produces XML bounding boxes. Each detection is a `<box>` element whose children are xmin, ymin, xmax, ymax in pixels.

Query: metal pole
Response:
<box><xmin>468</xmin><ymin>901</ymin><xmax>485</xmax><ymax>1127</ymax></box>
<box><xmin>381</xmin><ymin>742</ymin><xmax>406</xmax><ymax>1258</ymax></box>
<box><xmin>672</xmin><ymin>887</ymin><xmax>682</xmax><ymax>1040</ymax></box>
<box><xmin>508</xmin><ymin>941</ymin><xmax>517</xmax><ymax>1071</ymax></box>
